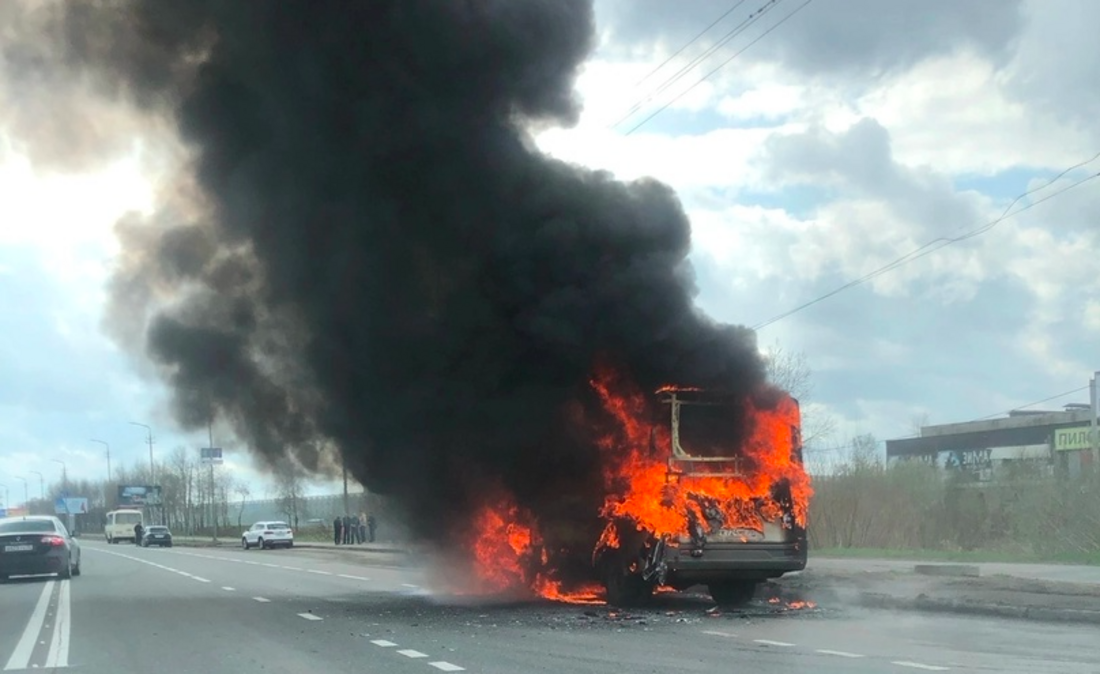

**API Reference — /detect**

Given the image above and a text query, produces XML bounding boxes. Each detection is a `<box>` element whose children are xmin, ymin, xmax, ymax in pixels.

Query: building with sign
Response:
<box><xmin>886</xmin><ymin>406</ymin><xmax>1097</xmax><ymax>481</ymax></box>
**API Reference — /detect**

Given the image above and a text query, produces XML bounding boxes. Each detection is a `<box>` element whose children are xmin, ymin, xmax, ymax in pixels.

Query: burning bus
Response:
<box><xmin>592</xmin><ymin>383</ymin><xmax>810</xmax><ymax>606</ymax></box>
<box><xmin>468</xmin><ymin>368</ymin><xmax>812</xmax><ymax>608</ymax></box>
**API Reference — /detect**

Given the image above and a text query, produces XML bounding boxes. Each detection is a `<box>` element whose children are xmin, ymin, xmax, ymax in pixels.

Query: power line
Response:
<box><xmin>632</xmin><ymin>0</ymin><xmax>749</xmax><ymax>88</ymax></box>
<box><xmin>624</xmin><ymin>0</ymin><xmax>814</xmax><ymax>136</ymax></box>
<box><xmin>973</xmin><ymin>386</ymin><xmax>1091</xmax><ymax>421</ymax></box>
<box><xmin>613</xmin><ymin>0</ymin><xmax>771</xmax><ymax>128</ymax></box>
<box><xmin>752</xmin><ymin>155</ymin><xmax>1100</xmax><ymax>330</ymax></box>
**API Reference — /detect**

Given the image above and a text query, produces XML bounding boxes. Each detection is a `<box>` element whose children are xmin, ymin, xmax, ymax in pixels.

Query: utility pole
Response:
<box><xmin>342</xmin><ymin>459</ymin><xmax>349</xmax><ymax>516</ymax></box>
<box><xmin>1091</xmin><ymin>371</ymin><xmax>1099</xmax><ymax>469</ymax></box>
<box><xmin>209</xmin><ymin>418</ymin><xmax>218</xmax><ymax>542</ymax></box>
<box><xmin>130</xmin><ymin>422</ymin><xmax>156</xmax><ymax>524</ymax></box>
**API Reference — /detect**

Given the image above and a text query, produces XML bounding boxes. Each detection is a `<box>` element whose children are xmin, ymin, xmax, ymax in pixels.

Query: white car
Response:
<box><xmin>241</xmin><ymin>521</ymin><xmax>294</xmax><ymax>550</ymax></box>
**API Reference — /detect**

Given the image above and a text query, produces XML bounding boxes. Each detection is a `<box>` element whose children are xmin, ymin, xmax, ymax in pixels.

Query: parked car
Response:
<box><xmin>141</xmin><ymin>525</ymin><xmax>173</xmax><ymax>548</ymax></box>
<box><xmin>241</xmin><ymin>521</ymin><xmax>294</xmax><ymax>550</ymax></box>
<box><xmin>0</xmin><ymin>515</ymin><xmax>82</xmax><ymax>581</ymax></box>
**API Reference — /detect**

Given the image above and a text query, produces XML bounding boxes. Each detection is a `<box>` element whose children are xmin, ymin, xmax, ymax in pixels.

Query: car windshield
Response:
<box><xmin>0</xmin><ymin>519</ymin><xmax>58</xmax><ymax>534</ymax></box>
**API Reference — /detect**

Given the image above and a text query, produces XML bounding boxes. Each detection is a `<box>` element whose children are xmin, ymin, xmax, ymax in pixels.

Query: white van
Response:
<box><xmin>105</xmin><ymin>509</ymin><xmax>144</xmax><ymax>544</ymax></box>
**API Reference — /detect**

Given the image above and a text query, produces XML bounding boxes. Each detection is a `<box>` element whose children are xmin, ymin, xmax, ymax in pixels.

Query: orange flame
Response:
<box><xmin>592</xmin><ymin>366</ymin><xmax>812</xmax><ymax>543</ymax></box>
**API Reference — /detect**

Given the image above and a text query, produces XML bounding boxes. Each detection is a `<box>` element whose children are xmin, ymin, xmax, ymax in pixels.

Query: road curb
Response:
<box><xmin>858</xmin><ymin>591</ymin><xmax>1100</xmax><ymax>626</ymax></box>
<box><xmin>170</xmin><ymin>538</ymin><xmax>408</xmax><ymax>555</ymax></box>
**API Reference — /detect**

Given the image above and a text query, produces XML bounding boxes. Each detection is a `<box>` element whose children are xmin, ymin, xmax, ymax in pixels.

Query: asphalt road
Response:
<box><xmin>2</xmin><ymin>541</ymin><xmax>1098</xmax><ymax>673</ymax></box>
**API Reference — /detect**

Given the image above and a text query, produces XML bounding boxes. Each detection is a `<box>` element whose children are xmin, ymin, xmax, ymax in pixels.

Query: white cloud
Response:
<box><xmin>1085</xmin><ymin>301</ymin><xmax>1100</xmax><ymax>333</ymax></box>
<box><xmin>856</xmin><ymin>51</ymin><xmax>1092</xmax><ymax>174</ymax></box>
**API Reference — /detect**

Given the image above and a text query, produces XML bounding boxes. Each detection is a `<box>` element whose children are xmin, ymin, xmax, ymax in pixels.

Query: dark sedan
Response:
<box><xmin>141</xmin><ymin>525</ymin><xmax>173</xmax><ymax>547</ymax></box>
<box><xmin>0</xmin><ymin>515</ymin><xmax>82</xmax><ymax>581</ymax></box>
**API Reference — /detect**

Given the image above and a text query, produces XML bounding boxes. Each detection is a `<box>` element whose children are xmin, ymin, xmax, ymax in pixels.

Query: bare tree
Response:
<box><xmin>234</xmin><ymin>481</ymin><xmax>251</xmax><ymax>529</ymax></box>
<box><xmin>273</xmin><ymin>465</ymin><xmax>305</xmax><ymax>528</ymax></box>
<box><xmin>763</xmin><ymin>339</ymin><xmax>836</xmax><ymax>452</ymax></box>
<box><xmin>763</xmin><ymin>340</ymin><xmax>812</xmax><ymax>400</ymax></box>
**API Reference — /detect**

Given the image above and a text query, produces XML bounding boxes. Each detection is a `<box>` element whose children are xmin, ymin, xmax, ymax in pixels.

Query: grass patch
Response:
<box><xmin>813</xmin><ymin>546</ymin><xmax>1100</xmax><ymax>566</ymax></box>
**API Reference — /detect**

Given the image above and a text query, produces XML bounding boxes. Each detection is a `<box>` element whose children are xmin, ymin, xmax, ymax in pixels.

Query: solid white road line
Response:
<box><xmin>192</xmin><ymin>576</ymin><xmax>211</xmax><ymax>583</ymax></box>
<box><xmin>4</xmin><ymin>580</ymin><xmax>56</xmax><ymax>671</ymax></box>
<box><xmin>44</xmin><ymin>579</ymin><xmax>71</xmax><ymax>668</ymax></box>
<box><xmin>370</xmin><ymin>640</ymin><xmax>397</xmax><ymax>647</ymax></box>
<box><xmin>892</xmin><ymin>662</ymin><xmax>949</xmax><ymax>671</ymax></box>
<box><xmin>816</xmin><ymin>649</ymin><xmax>865</xmax><ymax>658</ymax></box>
<box><xmin>397</xmin><ymin>650</ymin><xmax>428</xmax><ymax>658</ymax></box>
<box><xmin>297</xmin><ymin>613</ymin><xmax>323</xmax><ymax>621</ymax></box>
<box><xmin>253</xmin><ymin>597</ymin><xmax>271</xmax><ymax>603</ymax></box>
<box><xmin>428</xmin><ymin>662</ymin><xmax>465</xmax><ymax>672</ymax></box>
<box><xmin>753</xmin><ymin>639</ymin><xmax>795</xmax><ymax>647</ymax></box>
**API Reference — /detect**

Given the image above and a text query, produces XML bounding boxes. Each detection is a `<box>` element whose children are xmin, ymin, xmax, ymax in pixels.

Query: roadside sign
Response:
<box><xmin>54</xmin><ymin>497</ymin><xmax>89</xmax><ymax>515</ymax></box>
<box><xmin>201</xmin><ymin>447</ymin><xmax>224</xmax><ymax>464</ymax></box>
<box><xmin>118</xmin><ymin>485</ymin><xmax>162</xmax><ymax>506</ymax></box>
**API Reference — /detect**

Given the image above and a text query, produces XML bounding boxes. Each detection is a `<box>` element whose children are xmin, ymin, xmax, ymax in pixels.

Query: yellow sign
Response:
<box><xmin>1054</xmin><ymin>426</ymin><xmax>1096</xmax><ymax>452</ymax></box>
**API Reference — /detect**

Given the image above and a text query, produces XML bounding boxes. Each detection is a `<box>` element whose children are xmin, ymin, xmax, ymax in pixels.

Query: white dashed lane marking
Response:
<box><xmin>222</xmin><ymin>587</ymin><xmax>236</xmax><ymax>592</ymax></box>
<box><xmin>297</xmin><ymin>613</ymin><xmax>323</xmax><ymax>621</ymax></box>
<box><xmin>307</xmin><ymin>569</ymin><xmax>332</xmax><ymax>576</ymax></box>
<box><xmin>366</xmin><ymin>637</ymin><xmax>467</xmax><ymax>671</ymax></box>
<box><xmin>893</xmin><ymin>662</ymin><xmax>950</xmax><ymax>671</ymax></box>
<box><xmin>87</xmin><ymin>547</ymin><xmax>213</xmax><ymax>587</ymax></box>
<box><xmin>817</xmin><ymin>649</ymin><xmax>865</xmax><ymax>658</ymax></box>
<box><xmin>253</xmin><ymin>597</ymin><xmax>271</xmax><ymax>603</ymax></box>
<box><xmin>338</xmin><ymin>574</ymin><xmax>371</xmax><ymax>581</ymax></box>
<box><xmin>701</xmin><ymin>628</ymin><xmax>949</xmax><ymax>671</ymax></box>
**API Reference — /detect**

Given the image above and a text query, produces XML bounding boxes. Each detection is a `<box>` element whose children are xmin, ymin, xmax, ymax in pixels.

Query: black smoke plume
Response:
<box><xmin>51</xmin><ymin>1</ymin><xmax>765</xmax><ymax>555</ymax></box>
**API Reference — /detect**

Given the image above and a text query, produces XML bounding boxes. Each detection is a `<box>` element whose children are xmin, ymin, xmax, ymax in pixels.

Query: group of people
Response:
<box><xmin>333</xmin><ymin>512</ymin><xmax>376</xmax><ymax>545</ymax></box>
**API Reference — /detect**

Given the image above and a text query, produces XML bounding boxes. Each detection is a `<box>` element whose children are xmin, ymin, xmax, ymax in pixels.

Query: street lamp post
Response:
<box><xmin>129</xmin><ymin>422</ymin><xmax>155</xmax><ymax>480</ymax></box>
<box><xmin>91</xmin><ymin>439</ymin><xmax>111</xmax><ymax>506</ymax></box>
<box><xmin>29</xmin><ymin>470</ymin><xmax>44</xmax><ymax>500</ymax></box>
<box><xmin>91</xmin><ymin>439</ymin><xmax>111</xmax><ymax>484</ymax></box>
<box><xmin>0</xmin><ymin>483</ymin><xmax>7</xmax><ymax>510</ymax></box>
<box><xmin>15</xmin><ymin>477</ymin><xmax>27</xmax><ymax>507</ymax></box>
<box><xmin>52</xmin><ymin>459</ymin><xmax>67</xmax><ymax>488</ymax></box>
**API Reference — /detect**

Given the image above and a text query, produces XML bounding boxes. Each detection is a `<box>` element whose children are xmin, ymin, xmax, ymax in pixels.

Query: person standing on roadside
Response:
<box><xmin>333</xmin><ymin>516</ymin><xmax>342</xmax><ymax>546</ymax></box>
<box><xmin>367</xmin><ymin>513</ymin><xmax>377</xmax><ymax>543</ymax></box>
<box><xmin>342</xmin><ymin>515</ymin><xmax>351</xmax><ymax>544</ymax></box>
<box><xmin>358</xmin><ymin>512</ymin><xmax>367</xmax><ymax>544</ymax></box>
<box><xmin>134</xmin><ymin>521</ymin><xmax>144</xmax><ymax>546</ymax></box>
<box><xmin>350</xmin><ymin>513</ymin><xmax>361</xmax><ymax>544</ymax></box>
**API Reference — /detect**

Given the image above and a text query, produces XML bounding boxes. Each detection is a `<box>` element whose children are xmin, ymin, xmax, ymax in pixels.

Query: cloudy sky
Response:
<box><xmin>1</xmin><ymin>0</ymin><xmax>1098</xmax><ymax>505</ymax></box>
